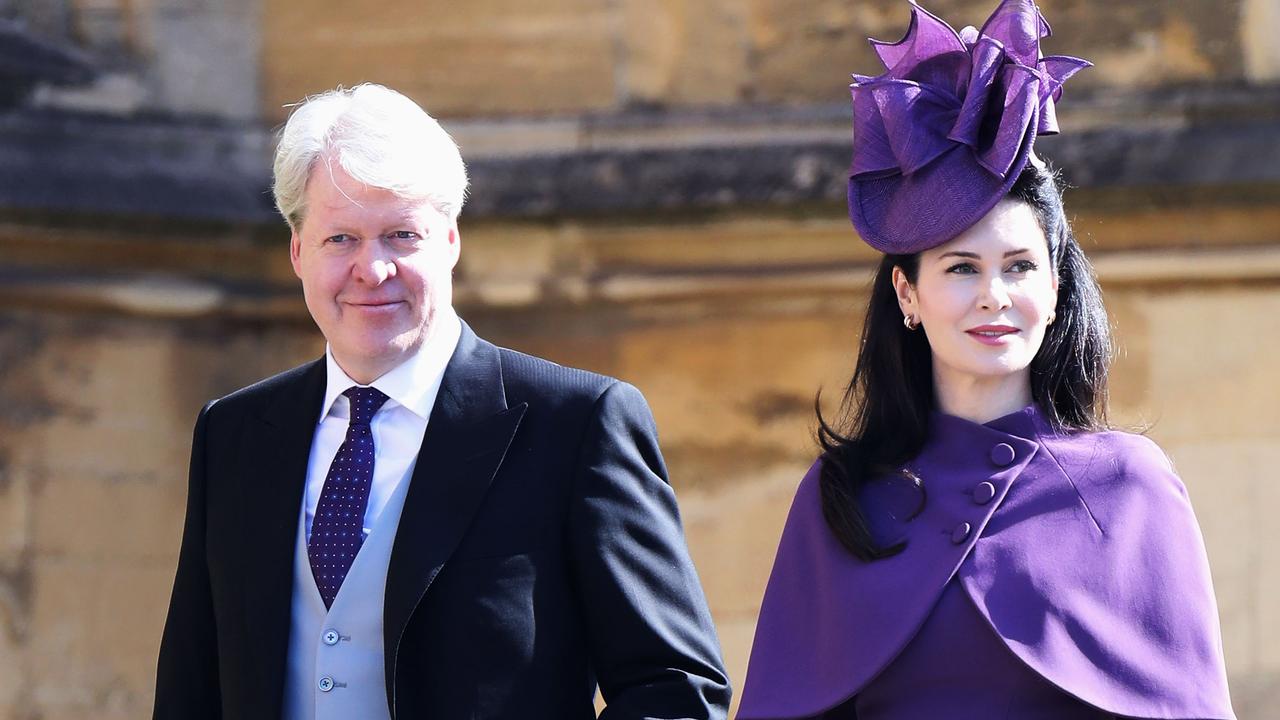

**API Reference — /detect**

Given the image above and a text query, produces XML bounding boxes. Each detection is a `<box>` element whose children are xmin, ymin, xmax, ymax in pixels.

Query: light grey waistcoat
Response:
<box><xmin>281</xmin><ymin>471</ymin><xmax>413</xmax><ymax>720</ymax></box>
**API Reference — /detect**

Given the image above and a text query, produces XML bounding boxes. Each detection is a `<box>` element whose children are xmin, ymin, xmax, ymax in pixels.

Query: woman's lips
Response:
<box><xmin>966</xmin><ymin>325</ymin><xmax>1019</xmax><ymax>346</ymax></box>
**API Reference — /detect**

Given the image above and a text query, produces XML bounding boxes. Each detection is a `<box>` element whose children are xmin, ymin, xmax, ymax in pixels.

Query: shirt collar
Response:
<box><xmin>318</xmin><ymin>309</ymin><xmax>463</xmax><ymax>423</ymax></box>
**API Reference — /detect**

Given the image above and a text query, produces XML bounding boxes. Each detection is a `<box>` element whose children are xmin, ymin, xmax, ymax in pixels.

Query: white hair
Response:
<box><xmin>272</xmin><ymin>83</ymin><xmax>469</xmax><ymax>230</ymax></box>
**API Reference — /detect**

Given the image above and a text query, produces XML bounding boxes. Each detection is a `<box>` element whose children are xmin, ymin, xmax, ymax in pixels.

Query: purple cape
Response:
<box><xmin>738</xmin><ymin>407</ymin><xmax>1234</xmax><ymax>719</ymax></box>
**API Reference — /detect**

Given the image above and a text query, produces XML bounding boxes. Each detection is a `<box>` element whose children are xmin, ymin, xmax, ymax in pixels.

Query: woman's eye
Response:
<box><xmin>946</xmin><ymin>263</ymin><xmax>977</xmax><ymax>274</ymax></box>
<box><xmin>1007</xmin><ymin>260</ymin><xmax>1038</xmax><ymax>273</ymax></box>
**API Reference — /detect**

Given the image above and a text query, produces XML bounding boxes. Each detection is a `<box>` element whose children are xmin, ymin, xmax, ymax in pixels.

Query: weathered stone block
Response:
<box><xmin>615</xmin><ymin>314</ymin><xmax>850</xmax><ymax>457</ymax></box>
<box><xmin>748</xmin><ymin>0</ymin><xmax>887</xmax><ymax>104</ymax></box>
<box><xmin>581</xmin><ymin>216</ymin><xmax>874</xmax><ymax>274</ymax></box>
<box><xmin>27</xmin><ymin>559</ymin><xmax>173</xmax><ymax>720</ymax></box>
<box><xmin>745</xmin><ymin>0</ymin><xmax>1252</xmax><ymax>104</ymax></box>
<box><xmin>618</xmin><ymin>0</ymin><xmax>751</xmax><ymax>106</ymax></box>
<box><xmin>1047</xmin><ymin>0</ymin><xmax>1245</xmax><ymax>86</ymax></box>
<box><xmin>29</xmin><ymin>333</ymin><xmax>194</xmax><ymax>481</ymax></box>
<box><xmin>1243</xmin><ymin>0</ymin><xmax>1280</xmax><ymax>81</ymax></box>
<box><xmin>456</xmin><ymin>222</ymin><xmax>559</xmax><ymax>307</ymax></box>
<box><xmin>713</xmin><ymin>615</ymin><xmax>759</xmax><ymax>716</ymax></box>
<box><xmin>1103</xmin><ymin>290</ymin><xmax>1152</xmax><ymax>417</ymax></box>
<box><xmin>263</xmin><ymin>0</ymin><xmax>617</xmax><ymax>120</ymax></box>
<box><xmin>147</xmin><ymin>0</ymin><xmax>262</xmax><ymax>120</ymax></box>
<box><xmin>1141</xmin><ymin>290</ymin><xmax>1280</xmax><ymax>443</ymax></box>
<box><xmin>1259</xmin><ymin>462</ymin><xmax>1280</xmax><ymax>673</ymax></box>
<box><xmin>33</xmin><ymin>474</ymin><xmax>181</xmax><ymax>561</ymax></box>
<box><xmin>1161</xmin><ymin>443</ymin><xmax>1261</xmax><ymax>678</ymax></box>
<box><xmin>681</xmin><ymin>467</ymin><xmax>805</xmax><ymax>618</ymax></box>
<box><xmin>0</xmin><ymin>449</ymin><xmax>31</xmax><ymax>566</ymax></box>
<box><xmin>0</xmin><ymin>620</ymin><xmax>22</xmax><ymax>719</ymax></box>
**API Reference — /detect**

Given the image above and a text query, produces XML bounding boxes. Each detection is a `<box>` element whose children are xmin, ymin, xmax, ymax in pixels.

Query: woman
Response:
<box><xmin>736</xmin><ymin>1</ymin><xmax>1235</xmax><ymax>719</ymax></box>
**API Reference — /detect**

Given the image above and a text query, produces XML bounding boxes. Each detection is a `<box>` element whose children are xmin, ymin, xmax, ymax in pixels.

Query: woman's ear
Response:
<box><xmin>892</xmin><ymin>266</ymin><xmax>916</xmax><ymax>317</ymax></box>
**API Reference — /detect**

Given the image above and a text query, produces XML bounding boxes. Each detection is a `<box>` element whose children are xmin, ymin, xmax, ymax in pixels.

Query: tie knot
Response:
<box><xmin>343</xmin><ymin>386</ymin><xmax>389</xmax><ymax>426</ymax></box>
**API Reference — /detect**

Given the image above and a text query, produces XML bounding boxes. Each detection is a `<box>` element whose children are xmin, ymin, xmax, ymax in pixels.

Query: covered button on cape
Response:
<box><xmin>737</xmin><ymin>406</ymin><xmax>1234</xmax><ymax>720</ymax></box>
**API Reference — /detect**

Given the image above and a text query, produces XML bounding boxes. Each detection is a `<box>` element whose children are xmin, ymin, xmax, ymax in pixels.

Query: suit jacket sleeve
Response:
<box><xmin>568</xmin><ymin>381</ymin><xmax>732</xmax><ymax>719</ymax></box>
<box><xmin>154</xmin><ymin>401</ymin><xmax>222</xmax><ymax>719</ymax></box>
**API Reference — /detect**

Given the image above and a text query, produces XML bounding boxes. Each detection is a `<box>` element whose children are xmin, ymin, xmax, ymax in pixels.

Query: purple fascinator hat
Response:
<box><xmin>847</xmin><ymin>0</ymin><xmax>1090</xmax><ymax>254</ymax></box>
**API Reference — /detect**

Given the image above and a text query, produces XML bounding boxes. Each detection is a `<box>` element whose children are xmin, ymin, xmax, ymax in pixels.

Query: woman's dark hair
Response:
<box><xmin>817</xmin><ymin>161</ymin><xmax>1112</xmax><ymax>560</ymax></box>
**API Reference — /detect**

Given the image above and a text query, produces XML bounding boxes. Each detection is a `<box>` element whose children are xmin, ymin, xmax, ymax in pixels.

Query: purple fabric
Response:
<box><xmin>307</xmin><ymin>386</ymin><xmax>388</xmax><ymax>608</ymax></box>
<box><xmin>847</xmin><ymin>0</ymin><xmax>1090</xmax><ymax>254</ymax></box>
<box><xmin>854</xmin><ymin>580</ymin><xmax>1111</xmax><ymax>719</ymax></box>
<box><xmin>737</xmin><ymin>406</ymin><xmax>1235</xmax><ymax>720</ymax></box>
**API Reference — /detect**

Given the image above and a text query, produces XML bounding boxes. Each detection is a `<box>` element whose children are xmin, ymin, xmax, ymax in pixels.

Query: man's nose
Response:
<box><xmin>352</xmin><ymin>240</ymin><xmax>398</xmax><ymax>285</ymax></box>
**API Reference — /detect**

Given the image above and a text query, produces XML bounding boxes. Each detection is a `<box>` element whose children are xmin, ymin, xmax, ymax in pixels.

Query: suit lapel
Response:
<box><xmin>383</xmin><ymin>323</ymin><xmax>527</xmax><ymax>710</ymax></box>
<box><xmin>240</xmin><ymin>359</ymin><xmax>326</xmax><ymax>713</ymax></box>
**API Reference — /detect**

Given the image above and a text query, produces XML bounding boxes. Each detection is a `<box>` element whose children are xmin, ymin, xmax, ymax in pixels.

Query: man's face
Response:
<box><xmin>290</xmin><ymin>162</ymin><xmax>459</xmax><ymax>383</ymax></box>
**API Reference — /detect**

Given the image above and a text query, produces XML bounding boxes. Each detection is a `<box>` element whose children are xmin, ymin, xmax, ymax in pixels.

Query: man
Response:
<box><xmin>154</xmin><ymin>83</ymin><xmax>730</xmax><ymax>720</ymax></box>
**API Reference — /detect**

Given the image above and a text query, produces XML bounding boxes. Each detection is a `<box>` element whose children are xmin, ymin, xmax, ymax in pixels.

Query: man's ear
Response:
<box><xmin>289</xmin><ymin>229</ymin><xmax>303</xmax><ymax>279</ymax></box>
<box><xmin>447</xmin><ymin>224</ymin><xmax>461</xmax><ymax>270</ymax></box>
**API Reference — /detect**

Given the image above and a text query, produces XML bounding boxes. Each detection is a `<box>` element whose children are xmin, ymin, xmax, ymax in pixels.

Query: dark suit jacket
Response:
<box><xmin>154</xmin><ymin>322</ymin><xmax>731</xmax><ymax>719</ymax></box>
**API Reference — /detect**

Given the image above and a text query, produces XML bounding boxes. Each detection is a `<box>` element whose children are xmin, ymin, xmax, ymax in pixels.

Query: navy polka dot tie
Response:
<box><xmin>308</xmin><ymin>386</ymin><xmax>389</xmax><ymax>608</ymax></box>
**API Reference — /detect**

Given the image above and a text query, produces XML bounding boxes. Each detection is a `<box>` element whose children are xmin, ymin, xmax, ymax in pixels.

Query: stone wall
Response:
<box><xmin>0</xmin><ymin>310</ymin><xmax>317</xmax><ymax>719</ymax></box>
<box><xmin>262</xmin><ymin>0</ymin><xmax>1270</xmax><ymax>118</ymax></box>
<box><xmin>11</xmin><ymin>0</ymin><xmax>261</xmax><ymax>119</ymax></box>
<box><xmin>2</xmin><ymin>0</ymin><xmax>1279</xmax><ymax>718</ymax></box>
<box><xmin>2</xmin><ymin>192</ymin><xmax>1278</xmax><ymax>717</ymax></box>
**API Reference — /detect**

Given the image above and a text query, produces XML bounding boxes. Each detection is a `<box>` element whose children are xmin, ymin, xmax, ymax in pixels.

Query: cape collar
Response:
<box><xmin>930</xmin><ymin>403</ymin><xmax>1057</xmax><ymax>444</ymax></box>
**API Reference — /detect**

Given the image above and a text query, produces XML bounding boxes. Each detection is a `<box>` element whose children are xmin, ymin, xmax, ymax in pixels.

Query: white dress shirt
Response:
<box><xmin>302</xmin><ymin>310</ymin><xmax>462</xmax><ymax>542</ymax></box>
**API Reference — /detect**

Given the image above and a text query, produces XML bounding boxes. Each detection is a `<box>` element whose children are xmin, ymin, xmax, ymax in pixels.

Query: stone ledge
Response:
<box><xmin>453</xmin><ymin>84</ymin><xmax>1280</xmax><ymax>156</ymax></box>
<box><xmin>4</xmin><ymin>245</ymin><xmax>1278</xmax><ymax>321</ymax></box>
<box><xmin>0</xmin><ymin>18</ymin><xmax>99</xmax><ymax>108</ymax></box>
<box><xmin>0</xmin><ymin>271</ymin><xmax>304</xmax><ymax>321</ymax></box>
<box><xmin>0</xmin><ymin>110</ymin><xmax>275</xmax><ymax>224</ymax></box>
<box><xmin>1</xmin><ymin>84</ymin><xmax>1278</xmax><ymax>223</ymax></box>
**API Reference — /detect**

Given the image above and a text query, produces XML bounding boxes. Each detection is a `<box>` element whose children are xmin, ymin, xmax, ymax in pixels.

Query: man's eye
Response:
<box><xmin>389</xmin><ymin>231</ymin><xmax>419</xmax><ymax>241</ymax></box>
<box><xmin>324</xmin><ymin>234</ymin><xmax>352</xmax><ymax>244</ymax></box>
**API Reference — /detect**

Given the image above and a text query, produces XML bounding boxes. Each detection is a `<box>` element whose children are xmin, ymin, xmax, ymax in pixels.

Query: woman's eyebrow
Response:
<box><xmin>937</xmin><ymin>248</ymin><xmax>1032</xmax><ymax>260</ymax></box>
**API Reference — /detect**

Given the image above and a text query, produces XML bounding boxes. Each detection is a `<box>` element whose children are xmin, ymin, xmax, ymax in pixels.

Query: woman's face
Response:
<box><xmin>894</xmin><ymin>199</ymin><xmax>1059</xmax><ymax>389</ymax></box>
